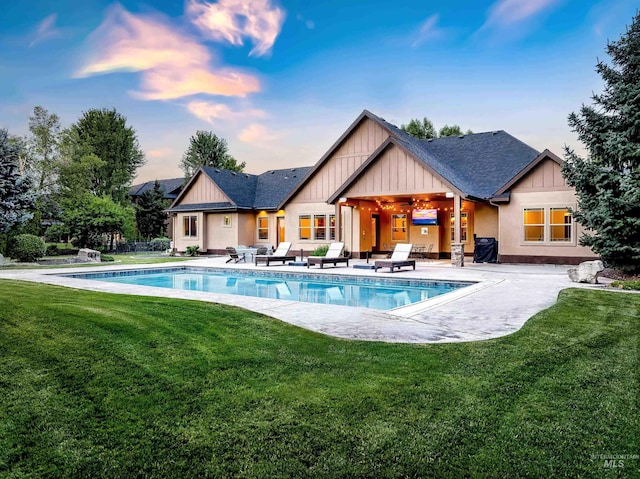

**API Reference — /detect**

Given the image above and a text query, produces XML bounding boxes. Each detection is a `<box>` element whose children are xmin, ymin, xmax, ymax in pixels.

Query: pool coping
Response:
<box><xmin>0</xmin><ymin>258</ymin><xmax>597</xmax><ymax>343</ymax></box>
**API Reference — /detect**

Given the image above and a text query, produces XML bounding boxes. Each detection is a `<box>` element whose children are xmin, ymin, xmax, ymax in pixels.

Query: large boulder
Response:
<box><xmin>77</xmin><ymin>248</ymin><xmax>101</xmax><ymax>263</ymax></box>
<box><xmin>568</xmin><ymin>260</ymin><xmax>604</xmax><ymax>284</ymax></box>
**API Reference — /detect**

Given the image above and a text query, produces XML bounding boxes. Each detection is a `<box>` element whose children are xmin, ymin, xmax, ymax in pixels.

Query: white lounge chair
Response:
<box><xmin>374</xmin><ymin>243</ymin><xmax>416</xmax><ymax>273</ymax></box>
<box><xmin>255</xmin><ymin>242</ymin><xmax>295</xmax><ymax>266</ymax></box>
<box><xmin>307</xmin><ymin>242</ymin><xmax>349</xmax><ymax>269</ymax></box>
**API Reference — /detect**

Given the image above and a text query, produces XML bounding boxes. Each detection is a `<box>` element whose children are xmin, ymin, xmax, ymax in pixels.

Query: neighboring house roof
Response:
<box><xmin>129</xmin><ymin>177</ymin><xmax>184</xmax><ymax>200</ymax></box>
<box><xmin>167</xmin><ymin>166</ymin><xmax>311</xmax><ymax>212</ymax></box>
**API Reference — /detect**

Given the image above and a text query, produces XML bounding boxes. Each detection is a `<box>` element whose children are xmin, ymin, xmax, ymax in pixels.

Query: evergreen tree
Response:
<box><xmin>561</xmin><ymin>12</ymin><xmax>640</xmax><ymax>272</ymax></box>
<box><xmin>135</xmin><ymin>181</ymin><xmax>168</xmax><ymax>239</ymax></box>
<box><xmin>181</xmin><ymin>131</ymin><xmax>245</xmax><ymax>181</ymax></box>
<box><xmin>0</xmin><ymin>129</ymin><xmax>34</xmax><ymax>236</ymax></box>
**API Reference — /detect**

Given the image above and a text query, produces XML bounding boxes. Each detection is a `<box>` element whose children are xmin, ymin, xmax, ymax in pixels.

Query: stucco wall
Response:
<box><xmin>173</xmin><ymin>212</ymin><xmax>205</xmax><ymax>252</ymax></box>
<box><xmin>499</xmin><ymin>191</ymin><xmax>596</xmax><ymax>261</ymax></box>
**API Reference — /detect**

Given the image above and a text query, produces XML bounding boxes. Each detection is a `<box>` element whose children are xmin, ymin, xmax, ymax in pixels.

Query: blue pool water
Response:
<box><xmin>63</xmin><ymin>267</ymin><xmax>474</xmax><ymax>311</ymax></box>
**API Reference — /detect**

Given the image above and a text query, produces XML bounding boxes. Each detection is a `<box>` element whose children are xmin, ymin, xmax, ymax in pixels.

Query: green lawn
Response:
<box><xmin>2</xmin><ymin>253</ymin><xmax>200</xmax><ymax>269</ymax></box>
<box><xmin>0</xmin><ymin>281</ymin><xmax>637</xmax><ymax>478</ymax></box>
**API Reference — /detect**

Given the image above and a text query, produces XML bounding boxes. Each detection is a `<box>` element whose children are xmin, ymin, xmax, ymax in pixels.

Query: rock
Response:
<box><xmin>568</xmin><ymin>260</ymin><xmax>604</xmax><ymax>284</ymax></box>
<box><xmin>77</xmin><ymin>248</ymin><xmax>101</xmax><ymax>263</ymax></box>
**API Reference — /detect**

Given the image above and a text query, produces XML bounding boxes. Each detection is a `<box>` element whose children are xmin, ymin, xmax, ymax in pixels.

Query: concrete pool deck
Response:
<box><xmin>0</xmin><ymin>258</ymin><xmax>608</xmax><ymax>343</ymax></box>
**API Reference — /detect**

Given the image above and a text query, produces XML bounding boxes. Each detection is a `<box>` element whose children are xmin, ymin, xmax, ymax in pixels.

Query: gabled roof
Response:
<box><xmin>168</xmin><ymin>166</ymin><xmax>310</xmax><ymax>212</ymax></box>
<box><xmin>129</xmin><ymin>177</ymin><xmax>184</xmax><ymax>200</ymax></box>
<box><xmin>493</xmin><ymin>149</ymin><xmax>563</xmax><ymax>196</ymax></box>
<box><xmin>300</xmin><ymin>109</ymin><xmax>547</xmax><ymax>203</ymax></box>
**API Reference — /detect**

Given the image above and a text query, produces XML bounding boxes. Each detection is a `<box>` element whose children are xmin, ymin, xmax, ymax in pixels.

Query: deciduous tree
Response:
<box><xmin>561</xmin><ymin>12</ymin><xmax>640</xmax><ymax>272</ymax></box>
<box><xmin>181</xmin><ymin>131</ymin><xmax>244</xmax><ymax>180</ymax></box>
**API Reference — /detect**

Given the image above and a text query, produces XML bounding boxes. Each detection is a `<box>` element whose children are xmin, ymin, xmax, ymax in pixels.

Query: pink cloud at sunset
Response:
<box><xmin>186</xmin><ymin>0</ymin><xmax>285</xmax><ymax>57</ymax></box>
<box><xmin>77</xmin><ymin>3</ymin><xmax>260</xmax><ymax>100</ymax></box>
<box><xmin>187</xmin><ymin>101</ymin><xmax>266</xmax><ymax>123</ymax></box>
<box><xmin>238</xmin><ymin>123</ymin><xmax>281</xmax><ymax>145</ymax></box>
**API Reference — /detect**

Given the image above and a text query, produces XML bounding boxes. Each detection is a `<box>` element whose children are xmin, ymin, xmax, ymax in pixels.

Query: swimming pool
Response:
<box><xmin>63</xmin><ymin>267</ymin><xmax>474</xmax><ymax>311</ymax></box>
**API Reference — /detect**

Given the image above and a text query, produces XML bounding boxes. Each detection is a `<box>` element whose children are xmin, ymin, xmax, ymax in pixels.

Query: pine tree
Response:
<box><xmin>135</xmin><ymin>181</ymin><xmax>168</xmax><ymax>240</ymax></box>
<box><xmin>561</xmin><ymin>12</ymin><xmax>640</xmax><ymax>272</ymax></box>
<box><xmin>0</xmin><ymin>129</ymin><xmax>34</xmax><ymax>235</ymax></box>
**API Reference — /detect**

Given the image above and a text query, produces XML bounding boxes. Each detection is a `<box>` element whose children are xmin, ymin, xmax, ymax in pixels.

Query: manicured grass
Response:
<box><xmin>2</xmin><ymin>254</ymin><xmax>200</xmax><ymax>269</ymax></box>
<box><xmin>0</xmin><ymin>281</ymin><xmax>637</xmax><ymax>478</ymax></box>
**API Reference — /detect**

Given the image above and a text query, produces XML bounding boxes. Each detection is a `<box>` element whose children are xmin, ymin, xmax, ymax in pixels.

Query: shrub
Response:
<box><xmin>310</xmin><ymin>245</ymin><xmax>329</xmax><ymax>257</ymax></box>
<box><xmin>611</xmin><ymin>280</ymin><xmax>640</xmax><ymax>290</ymax></box>
<box><xmin>150</xmin><ymin>237</ymin><xmax>170</xmax><ymax>251</ymax></box>
<box><xmin>185</xmin><ymin>245</ymin><xmax>199</xmax><ymax>257</ymax></box>
<box><xmin>44</xmin><ymin>224</ymin><xmax>69</xmax><ymax>243</ymax></box>
<box><xmin>101</xmin><ymin>254</ymin><xmax>115</xmax><ymax>262</ymax></box>
<box><xmin>45</xmin><ymin>244</ymin><xmax>59</xmax><ymax>256</ymax></box>
<box><xmin>10</xmin><ymin>234</ymin><xmax>46</xmax><ymax>262</ymax></box>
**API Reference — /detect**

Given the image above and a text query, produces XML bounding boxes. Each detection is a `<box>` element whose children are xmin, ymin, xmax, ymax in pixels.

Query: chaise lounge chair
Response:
<box><xmin>307</xmin><ymin>242</ymin><xmax>349</xmax><ymax>269</ymax></box>
<box><xmin>255</xmin><ymin>241</ymin><xmax>295</xmax><ymax>266</ymax></box>
<box><xmin>374</xmin><ymin>243</ymin><xmax>416</xmax><ymax>273</ymax></box>
<box><xmin>225</xmin><ymin>246</ymin><xmax>246</xmax><ymax>263</ymax></box>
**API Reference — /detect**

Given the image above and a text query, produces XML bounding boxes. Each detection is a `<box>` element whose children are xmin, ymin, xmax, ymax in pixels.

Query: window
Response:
<box><xmin>223</xmin><ymin>215</ymin><xmax>231</xmax><ymax>227</ymax></box>
<box><xmin>523</xmin><ymin>208</ymin><xmax>544</xmax><ymax>242</ymax></box>
<box><xmin>299</xmin><ymin>214</ymin><xmax>335</xmax><ymax>240</ymax></box>
<box><xmin>450</xmin><ymin>212</ymin><xmax>468</xmax><ymax>242</ymax></box>
<box><xmin>523</xmin><ymin>207</ymin><xmax>573</xmax><ymax>243</ymax></box>
<box><xmin>183</xmin><ymin>215</ymin><xmax>197</xmax><ymax>237</ymax></box>
<box><xmin>329</xmin><ymin>214</ymin><xmax>336</xmax><ymax>241</ymax></box>
<box><xmin>314</xmin><ymin>215</ymin><xmax>326</xmax><ymax>240</ymax></box>
<box><xmin>391</xmin><ymin>214</ymin><xmax>407</xmax><ymax>241</ymax></box>
<box><xmin>257</xmin><ymin>216</ymin><xmax>268</xmax><ymax>240</ymax></box>
<box><xmin>550</xmin><ymin>208</ymin><xmax>572</xmax><ymax>242</ymax></box>
<box><xmin>299</xmin><ymin>215</ymin><xmax>311</xmax><ymax>240</ymax></box>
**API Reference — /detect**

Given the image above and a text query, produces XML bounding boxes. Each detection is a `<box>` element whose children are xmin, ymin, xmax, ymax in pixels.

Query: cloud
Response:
<box><xmin>77</xmin><ymin>3</ymin><xmax>260</xmax><ymax>100</ymax></box>
<box><xmin>296</xmin><ymin>13</ymin><xmax>315</xmax><ymax>30</ymax></box>
<box><xmin>186</xmin><ymin>0</ymin><xmax>286</xmax><ymax>57</ymax></box>
<box><xmin>238</xmin><ymin>123</ymin><xmax>281</xmax><ymax>145</ymax></box>
<box><xmin>30</xmin><ymin>13</ymin><xmax>62</xmax><ymax>47</ymax></box>
<box><xmin>483</xmin><ymin>0</ymin><xmax>559</xmax><ymax>28</ymax></box>
<box><xmin>412</xmin><ymin>14</ymin><xmax>443</xmax><ymax>47</ymax></box>
<box><xmin>146</xmin><ymin>147</ymin><xmax>175</xmax><ymax>158</ymax></box>
<box><xmin>187</xmin><ymin>100</ymin><xmax>266</xmax><ymax>123</ymax></box>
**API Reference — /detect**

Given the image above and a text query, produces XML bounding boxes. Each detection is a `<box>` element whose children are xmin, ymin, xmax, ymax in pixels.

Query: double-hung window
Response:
<box><xmin>257</xmin><ymin>217</ymin><xmax>268</xmax><ymax>240</ymax></box>
<box><xmin>299</xmin><ymin>214</ymin><xmax>335</xmax><ymax>240</ymax></box>
<box><xmin>523</xmin><ymin>207</ymin><xmax>573</xmax><ymax>243</ymax></box>
<box><xmin>391</xmin><ymin>214</ymin><xmax>407</xmax><ymax>241</ymax></box>
<box><xmin>183</xmin><ymin>215</ymin><xmax>197</xmax><ymax>237</ymax></box>
<box><xmin>299</xmin><ymin>215</ymin><xmax>312</xmax><ymax>240</ymax></box>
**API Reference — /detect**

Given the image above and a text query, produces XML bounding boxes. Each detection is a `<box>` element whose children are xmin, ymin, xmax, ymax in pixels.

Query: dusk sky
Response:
<box><xmin>0</xmin><ymin>0</ymin><xmax>636</xmax><ymax>183</ymax></box>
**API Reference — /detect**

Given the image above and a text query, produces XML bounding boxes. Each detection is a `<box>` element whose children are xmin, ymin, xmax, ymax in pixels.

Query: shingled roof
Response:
<box><xmin>129</xmin><ymin>177</ymin><xmax>184</xmax><ymax>200</ymax></box>
<box><xmin>168</xmin><ymin>166</ymin><xmax>311</xmax><ymax>212</ymax></box>
<box><xmin>366</xmin><ymin>110</ymin><xmax>541</xmax><ymax>200</ymax></box>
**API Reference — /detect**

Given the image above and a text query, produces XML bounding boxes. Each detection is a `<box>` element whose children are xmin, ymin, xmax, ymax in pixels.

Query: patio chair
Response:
<box><xmin>255</xmin><ymin>241</ymin><xmax>295</xmax><ymax>266</ymax></box>
<box><xmin>374</xmin><ymin>243</ymin><xmax>416</xmax><ymax>273</ymax></box>
<box><xmin>255</xmin><ymin>246</ymin><xmax>268</xmax><ymax>255</ymax></box>
<box><xmin>225</xmin><ymin>247</ymin><xmax>246</xmax><ymax>263</ymax></box>
<box><xmin>307</xmin><ymin>242</ymin><xmax>349</xmax><ymax>269</ymax></box>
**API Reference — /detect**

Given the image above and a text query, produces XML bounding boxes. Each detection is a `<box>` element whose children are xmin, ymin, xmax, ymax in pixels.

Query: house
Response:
<box><xmin>129</xmin><ymin>177</ymin><xmax>185</xmax><ymax>238</ymax></box>
<box><xmin>167</xmin><ymin>110</ymin><xmax>597</xmax><ymax>264</ymax></box>
<box><xmin>128</xmin><ymin>177</ymin><xmax>184</xmax><ymax>204</ymax></box>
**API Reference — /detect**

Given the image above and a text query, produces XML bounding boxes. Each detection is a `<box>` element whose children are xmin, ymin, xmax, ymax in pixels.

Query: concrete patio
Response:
<box><xmin>0</xmin><ymin>258</ymin><xmax>608</xmax><ymax>344</ymax></box>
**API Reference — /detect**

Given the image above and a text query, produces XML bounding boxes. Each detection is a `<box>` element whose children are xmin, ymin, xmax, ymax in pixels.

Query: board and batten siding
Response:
<box><xmin>180</xmin><ymin>173</ymin><xmax>230</xmax><ymax>204</ymax></box>
<box><xmin>511</xmin><ymin>158</ymin><xmax>568</xmax><ymax>191</ymax></box>
<box><xmin>342</xmin><ymin>145</ymin><xmax>449</xmax><ymax>197</ymax></box>
<box><xmin>291</xmin><ymin>118</ymin><xmax>389</xmax><ymax>203</ymax></box>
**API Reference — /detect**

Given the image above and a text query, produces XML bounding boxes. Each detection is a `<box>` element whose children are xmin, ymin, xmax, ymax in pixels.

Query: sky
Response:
<box><xmin>0</xmin><ymin>0</ymin><xmax>637</xmax><ymax>183</ymax></box>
